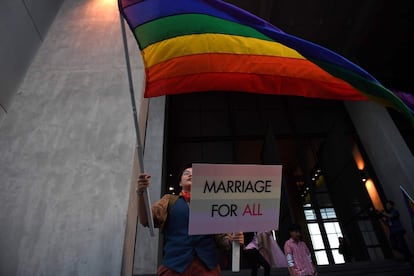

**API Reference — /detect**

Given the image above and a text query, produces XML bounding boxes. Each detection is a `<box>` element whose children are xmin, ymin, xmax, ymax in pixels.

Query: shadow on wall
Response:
<box><xmin>0</xmin><ymin>0</ymin><xmax>64</xmax><ymax>118</ymax></box>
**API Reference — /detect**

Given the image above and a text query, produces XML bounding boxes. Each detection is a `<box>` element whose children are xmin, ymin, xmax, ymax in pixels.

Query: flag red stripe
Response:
<box><xmin>145</xmin><ymin>71</ymin><xmax>368</xmax><ymax>100</ymax></box>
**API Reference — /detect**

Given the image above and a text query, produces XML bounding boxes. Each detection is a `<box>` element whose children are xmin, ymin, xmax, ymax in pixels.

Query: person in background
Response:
<box><xmin>338</xmin><ymin>236</ymin><xmax>352</xmax><ymax>263</ymax></box>
<box><xmin>137</xmin><ymin>164</ymin><xmax>244</xmax><ymax>276</ymax></box>
<box><xmin>284</xmin><ymin>224</ymin><xmax>317</xmax><ymax>276</ymax></box>
<box><xmin>244</xmin><ymin>230</ymin><xmax>287</xmax><ymax>276</ymax></box>
<box><xmin>381</xmin><ymin>200</ymin><xmax>413</xmax><ymax>264</ymax></box>
<box><xmin>244</xmin><ymin>231</ymin><xmax>272</xmax><ymax>276</ymax></box>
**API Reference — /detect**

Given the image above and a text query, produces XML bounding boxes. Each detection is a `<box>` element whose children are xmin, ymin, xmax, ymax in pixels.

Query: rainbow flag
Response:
<box><xmin>118</xmin><ymin>0</ymin><xmax>414</xmax><ymax>124</ymax></box>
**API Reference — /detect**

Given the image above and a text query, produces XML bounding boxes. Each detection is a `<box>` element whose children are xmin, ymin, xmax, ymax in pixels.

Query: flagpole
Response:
<box><xmin>119</xmin><ymin>12</ymin><xmax>155</xmax><ymax>237</ymax></box>
<box><xmin>232</xmin><ymin>239</ymin><xmax>240</xmax><ymax>272</ymax></box>
<box><xmin>400</xmin><ymin>185</ymin><xmax>414</xmax><ymax>203</ymax></box>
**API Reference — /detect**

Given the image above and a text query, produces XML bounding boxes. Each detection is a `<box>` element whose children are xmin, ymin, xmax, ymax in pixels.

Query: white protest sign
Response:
<box><xmin>189</xmin><ymin>163</ymin><xmax>282</xmax><ymax>235</ymax></box>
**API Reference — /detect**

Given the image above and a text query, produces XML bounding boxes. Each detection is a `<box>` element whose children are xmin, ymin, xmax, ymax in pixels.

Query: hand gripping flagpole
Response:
<box><xmin>119</xmin><ymin>12</ymin><xmax>155</xmax><ymax>237</ymax></box>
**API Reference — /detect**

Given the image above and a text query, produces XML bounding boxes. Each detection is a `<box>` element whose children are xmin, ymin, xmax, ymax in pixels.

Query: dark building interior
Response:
<box><xmin>227</xmin><ymin>0</ymin><xmax>414</xmax><ymax>147</ymax></box>
<box><xmin>164</xmin><ymin>91</ymin><xmax>391</xmax><ymax>266</ymax></box>
<box><xmin>161</xmin><ymin>0</ymin><xmax>414</xmax><ymax>268</ymax></box>
<box><xmin>227</xmin><ymin>0</ymin><xmax>414</xmax><ymax>93</ymax></box>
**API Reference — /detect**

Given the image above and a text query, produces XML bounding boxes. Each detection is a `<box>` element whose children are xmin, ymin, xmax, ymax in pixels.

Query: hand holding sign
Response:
<box><xmin>231</xmin><ymin>232</ymin><xmax>245</xmax><ymax>245</ymax></box>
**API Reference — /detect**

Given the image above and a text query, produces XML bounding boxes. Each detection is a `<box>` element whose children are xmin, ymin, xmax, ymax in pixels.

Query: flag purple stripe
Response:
<box><xmin>392</xmin><ymin>90</ymin><xmax>414</xmax><ymax>111</ymax></box>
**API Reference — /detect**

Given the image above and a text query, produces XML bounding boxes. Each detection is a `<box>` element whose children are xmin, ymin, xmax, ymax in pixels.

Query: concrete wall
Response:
<box><xmin>0</xmin><ymin>0</ymin><xmax>145</xmax><ymax>275</ymax></box>
<box><xmin>0</xmin><ymin>0</ymin><xmax>64</xmax><ymax>123</ymax></box>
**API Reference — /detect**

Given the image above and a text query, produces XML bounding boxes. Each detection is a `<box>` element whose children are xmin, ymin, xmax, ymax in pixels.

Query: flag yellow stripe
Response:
<box><xmin>142</xmin><ymin>33</ymin><xmax>304</xmax><ymax>68</ymax></box>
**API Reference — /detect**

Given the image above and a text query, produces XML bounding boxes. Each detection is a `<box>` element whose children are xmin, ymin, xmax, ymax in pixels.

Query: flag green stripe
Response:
<box><xmin>134</xmin><ymin>13</ymin><xmax>273</xmax><ymax>50</ymax></box>
<box><xmin>314</xmin><ymin>59</ymin><xmax>414</xmax><ymax>124</ymax></box>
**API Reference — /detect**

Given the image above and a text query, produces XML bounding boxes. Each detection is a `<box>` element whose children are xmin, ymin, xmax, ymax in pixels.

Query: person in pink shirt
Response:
<box><xmin>284</xmin><ymin>224</ymin><xmax>318</xmax><ymax>276</ymax></box>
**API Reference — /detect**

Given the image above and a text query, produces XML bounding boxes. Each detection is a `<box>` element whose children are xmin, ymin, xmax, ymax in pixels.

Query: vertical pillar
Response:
<box><xmin>345</xmin><ymin>101</ymin><xmax>414</xmax><ymax>250</ymax></box>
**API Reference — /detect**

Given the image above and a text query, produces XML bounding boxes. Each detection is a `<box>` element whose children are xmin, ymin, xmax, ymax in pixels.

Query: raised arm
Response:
<box><xmin>136</xmin><ymin>173</ymin><xmax>151</xmax><ymax>226</ymax></box>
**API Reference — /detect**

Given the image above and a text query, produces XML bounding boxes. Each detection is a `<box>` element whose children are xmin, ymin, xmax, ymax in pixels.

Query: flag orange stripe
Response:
<box><xmin>147</xmin><ymin>53</ymin><xmax>357</xmax><ymax>88</ymax></box>
<box><xmin>146</xmin><ymin>53</ymin><xmax>367</xmax><ymax>100</ymax></box>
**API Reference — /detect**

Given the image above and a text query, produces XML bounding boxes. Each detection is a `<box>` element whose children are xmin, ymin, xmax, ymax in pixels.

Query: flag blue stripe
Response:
<box><xmin>122</xmin><ymin>0</ymin><xmax>379</xmax><ymax>84</ymax></box>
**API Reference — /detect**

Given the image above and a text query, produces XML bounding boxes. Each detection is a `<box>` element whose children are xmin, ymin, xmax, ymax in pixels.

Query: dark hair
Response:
<box><xmin>177</xmin><ymin>163</ymin><xmax>192</xmax><ymax>182</ymax></box>
<box><xmin>288</xmin><ymin>223</ymin><xmax>301</xmax><ymax>232</ymax></box>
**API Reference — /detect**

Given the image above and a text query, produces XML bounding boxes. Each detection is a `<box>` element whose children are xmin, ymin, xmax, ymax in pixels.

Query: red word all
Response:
<box><xmin>242</xmin><ymin>203</ymin><xmax>263</xmax><ymax>216</ymax></box>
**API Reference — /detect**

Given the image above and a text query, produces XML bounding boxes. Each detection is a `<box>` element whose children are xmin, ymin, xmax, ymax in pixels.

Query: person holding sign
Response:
<box><xmin>284</xmin><ymin>224</ymin><xmax>318</xmax><ymax>276</ymax></box>
<box><xmin>137</xmin><ymin>165</ymin><xmax>244</xmax><ymax>275</ymax></box>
